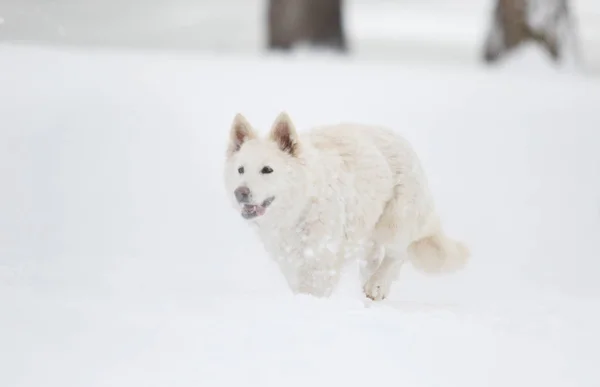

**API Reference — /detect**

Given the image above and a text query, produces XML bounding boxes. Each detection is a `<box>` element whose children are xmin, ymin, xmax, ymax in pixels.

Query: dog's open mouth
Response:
<box><xmin>241</xmin><ymin>196</ymin><xmax>275</xmax><ymax>219</ymax></box>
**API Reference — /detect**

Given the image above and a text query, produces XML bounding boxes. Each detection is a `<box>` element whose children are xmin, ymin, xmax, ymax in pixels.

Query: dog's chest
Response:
<box><xmin>259</xmin><ymin>207</ymin><xmax>348</xmax><ymax>265</ymax></box>
<box><xmin>261</xmin><ymin>220</ymin><xmax>333</xmax><ymax>257</ymax></box>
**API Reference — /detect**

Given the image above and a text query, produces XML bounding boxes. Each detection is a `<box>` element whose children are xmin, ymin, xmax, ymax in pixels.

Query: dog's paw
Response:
<box><xmin>363</xmin><ymin>275</ymin><xmax>392</xmax><ymax>301</ymax></box>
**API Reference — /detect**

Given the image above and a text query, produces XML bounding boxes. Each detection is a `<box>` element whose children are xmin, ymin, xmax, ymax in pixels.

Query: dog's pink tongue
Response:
<box><xmin>255</xmin><ymin>205</ymin><xmax>266</xmax><ymax>216</ymax></box>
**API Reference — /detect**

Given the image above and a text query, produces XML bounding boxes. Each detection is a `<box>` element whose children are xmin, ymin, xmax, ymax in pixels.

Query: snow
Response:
<box><xmin>2</xmin><ymin>1</ymin><xmax>600</xmax><ymax>387</ymax></box>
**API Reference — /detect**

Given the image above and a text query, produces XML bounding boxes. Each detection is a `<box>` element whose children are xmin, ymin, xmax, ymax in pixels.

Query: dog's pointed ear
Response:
<box><xmin>269</xmin><ymin>112</ymin><xmax>300</xmax><ymax>157</ymax></box>
<box><xmin>228</xmin><ymin>113</ymin><xmax>257</xmax><ymax>156</ymax></box>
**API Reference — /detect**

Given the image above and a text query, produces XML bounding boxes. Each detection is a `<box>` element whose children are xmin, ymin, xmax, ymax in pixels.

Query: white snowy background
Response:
<box><xmin>1</xmin><ymin>1</ymin><xmax>600</xmax><ymax>386</ymax></box>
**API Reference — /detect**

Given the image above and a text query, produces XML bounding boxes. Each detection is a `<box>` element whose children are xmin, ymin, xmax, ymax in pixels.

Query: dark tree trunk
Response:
<box><xmin>482</xmin><ymin>0</ymin><xmax>575</xmax><ymax>63</ymax></box>
<box><xmin>267</xmin><ymin>0</ymin><xmax>347</xmax><ymax>52</ymax></box>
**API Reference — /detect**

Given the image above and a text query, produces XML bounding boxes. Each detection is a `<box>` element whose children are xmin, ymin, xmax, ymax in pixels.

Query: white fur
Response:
<box><xmin>224</xmin><ymin>112</ymin><xmax>470</xmax><ymax>300</ymax></box>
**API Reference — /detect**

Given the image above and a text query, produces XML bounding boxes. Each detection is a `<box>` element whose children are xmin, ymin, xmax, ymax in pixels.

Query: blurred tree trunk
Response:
<box><xmin>268</xmin><ymin>0</ymin><xmax>347</xmax><ymax>52</ymax></box>
<box><xmin>482</xmin><ymin>0</ymin><xmax>576</xmax><ymax>63</ymax></box>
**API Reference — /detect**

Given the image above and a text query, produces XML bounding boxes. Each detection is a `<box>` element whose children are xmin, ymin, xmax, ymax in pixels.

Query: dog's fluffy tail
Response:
<box><xmin>407</xmin><ymin>230</ymin><xmax>470</xmax><ymax>274</ymax></box>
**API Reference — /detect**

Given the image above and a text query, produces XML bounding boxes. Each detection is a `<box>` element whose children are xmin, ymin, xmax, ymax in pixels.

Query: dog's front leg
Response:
<box><xmin>294</xmin><ymin>251</ymin><xmax>341</xmax><ymax>298</ymax></box>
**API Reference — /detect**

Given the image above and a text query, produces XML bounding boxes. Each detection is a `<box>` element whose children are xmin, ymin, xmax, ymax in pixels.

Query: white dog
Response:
<box><xmin>224</xmin><ymin>112</ymin><xmax>469</xmax><ymax>300</ymax></box>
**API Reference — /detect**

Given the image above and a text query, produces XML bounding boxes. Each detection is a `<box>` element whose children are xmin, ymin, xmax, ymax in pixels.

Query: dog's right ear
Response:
<box><xmin>227</xmin><ymin>113</ymin><xmax>257</xmax><ymax>157</ymax></box>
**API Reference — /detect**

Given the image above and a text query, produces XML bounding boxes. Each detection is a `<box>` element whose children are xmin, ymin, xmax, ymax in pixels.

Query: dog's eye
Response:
<box><xmin>238</xmin><ymin>166</ymin><xmax>244</xmax><ymax>174</ymax></box>
<box><xmin>261</xmin><ymin>166</ymin><xmax>273</xmax><ymax>174</ymax></box>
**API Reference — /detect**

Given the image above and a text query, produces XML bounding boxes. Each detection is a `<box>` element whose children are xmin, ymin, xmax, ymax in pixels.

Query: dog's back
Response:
<box><xmin>304</xmin><ymin>124</ymin><xmax>468</xmax><ymax>277</ymax></box>
<box><xmin>302</xmin><ymin>124</ymin><xmax>432</xmax><ymax>240</ymax></box>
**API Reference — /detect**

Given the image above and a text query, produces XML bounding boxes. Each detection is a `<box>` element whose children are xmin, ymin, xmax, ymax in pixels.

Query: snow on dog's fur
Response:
<box><xmin>224</xmin><ymin>112</ymin><xmax>469</xmax><ymax>300</ymax></box>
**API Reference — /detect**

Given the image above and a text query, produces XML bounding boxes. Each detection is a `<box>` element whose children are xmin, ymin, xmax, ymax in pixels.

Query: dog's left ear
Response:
<box><xmin>269</xmin><ymin>112</ymin><xmax>300</xmax><ymax>157</ymax></box>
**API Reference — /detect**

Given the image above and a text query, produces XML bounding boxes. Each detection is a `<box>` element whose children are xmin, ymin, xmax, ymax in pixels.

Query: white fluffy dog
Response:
<box><xmin>224</xmin><ymin>112</ymin><xmax>469</xmax><ymax>300</ymax></box>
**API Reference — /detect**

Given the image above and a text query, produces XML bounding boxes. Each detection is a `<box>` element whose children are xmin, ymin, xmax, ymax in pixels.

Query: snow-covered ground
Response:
<box><xmin>2</xmin><ymin>1</ymin><xmax>600</xmax><ymax>387</ymax></box>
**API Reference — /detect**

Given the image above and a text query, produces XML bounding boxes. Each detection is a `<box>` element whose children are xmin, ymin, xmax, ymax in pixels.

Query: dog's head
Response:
<box><xmin>224</xmin><ymin>112</ymin><xmax>309</xmax><ymax>223</ymax></box>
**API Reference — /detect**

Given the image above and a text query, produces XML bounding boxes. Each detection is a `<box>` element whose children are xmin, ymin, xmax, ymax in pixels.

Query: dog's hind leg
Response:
<box><xmin>359</xmin><ymin>242</ymin><xmax>384</xmax><ymax>285</ymax></box>
<box><xmin>363</xmin><ymin>244</ymin><xmax>406</xmax><ymax>301</ymax></box>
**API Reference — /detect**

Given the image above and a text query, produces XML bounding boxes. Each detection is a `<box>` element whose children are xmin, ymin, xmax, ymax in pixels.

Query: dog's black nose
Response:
<box><xmin>234</xmin><ymin>186</ymin><xmax>251</xmax><ymax>203</ymax></box>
